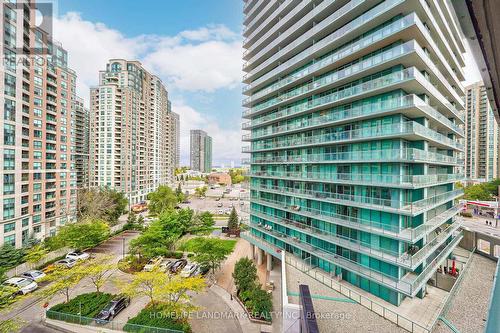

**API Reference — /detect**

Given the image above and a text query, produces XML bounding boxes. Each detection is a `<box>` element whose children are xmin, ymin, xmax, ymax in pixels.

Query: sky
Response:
<box><xmin>51</xmin><ymin>0</ymin><xmax>482</xmax><ymax>167</ymax></box>
<box><xmin>52</xmin><ymin>0</ymin><xmax>245</xmax><ymax>167</ymax></box>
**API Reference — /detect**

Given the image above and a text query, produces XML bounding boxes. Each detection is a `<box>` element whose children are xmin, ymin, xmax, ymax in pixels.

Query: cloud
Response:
<box><xmin>53</xmin><ymin>12</ymin><xmax>243</xmax><ymax>166</ymax></box>
<box><xmin>53</xmin><ymin>13</ymin><xmax>243</xmax><ymax>98</ymax></box>
<box><xmin>173</xmin><ymin>101</ymin><xmax>242</xmax><ymax>167</ymax></box>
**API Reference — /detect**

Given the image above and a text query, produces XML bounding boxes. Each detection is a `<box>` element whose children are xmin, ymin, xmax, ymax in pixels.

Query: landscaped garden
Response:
<box><xmin>233</xmin><ymin>258</ymin><xmax>273</xmax><ymax>322</ymax></box>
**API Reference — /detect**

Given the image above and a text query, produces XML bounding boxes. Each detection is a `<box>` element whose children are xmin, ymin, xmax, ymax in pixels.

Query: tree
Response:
<box><xmin>0</xmin><ymin>245</ymin><xmax>25</xmax><ymax>269</ymax></box>
<box><xmin>188</xmin><ymin>211</ymin><xmax>215</xmax><ymax>233</ymax></box>
<box><xmin>127</xmin><ymin>212</ymin><xmax>137</xmax><ymax>225</ymax></box>
<box><xmin>233</xmin><ymin>258</ymin><xmax>258</xmax><ymax>292</ymax></box>
<box><xmin>175</xmin><ymin>183</ymin><xmax>185</xmax><ymax>203</ymax></box>
<box><xmin>41</xmin><ymin>264</ymin><xmax>87</xmax><ymax>303</ymax></box>
<box><xmin>245</xmin><ymin>286</ymin><xmax>273</xmax><ymax>320</ymax></box>
<box><xmin>463</xmin><ymin>183</ymin><xmax>492</xmax><ymax>201</ymax></box>
<box><xmin>130</xmin><ymin>219</ymin><xmax>175</xmax><ymax>258</ymax></box>
<box><xmin>227</xmin><ymin>207</ymin><xmax>239</xmax><ymax>231</ymax></box>
<box><xmin>82</xmin><ymin>255</ymin><xmax>115</xmax><ymax>293</ymax></box>
<box><xmin>57</xmin><ymin>219</ymin><xmax>110</xmax><ymax>250</ymax></box>
<box><xmin>0</xmin><ymin>319</ymin><xmax>24</xmax><ymax>333</ymax></box>
<box><xmin>148</xmin><ymin>186</ymin><xmax>178</xmax><ymax>215</ymax></box>
<box><xmin>0</xmin><ymin>285</ymin><xmax>17</xmax><ymax>310</ymax></box>
<box><xmin>194</xmin><ymin>186</ymin><xmax>208</xmax><ymax>197</ymax></box>
<box><xmin>121</xmin><ymin>270</ymin><xmax>205</xmax><ymax>312</ymax></box>
<box><xmin>24</xmin><ymin>244</ymin><xmax>48</xmax><ymax>266</ymax></box>
<box><xmin>192</xmin><ymin>238</ymin><xmax>232</xmax><ymax>274</ymax></box>
<box><xmin>77</xmin><ymin>188</ymin><xmax>127</xmax><ymax>224</ymax></box>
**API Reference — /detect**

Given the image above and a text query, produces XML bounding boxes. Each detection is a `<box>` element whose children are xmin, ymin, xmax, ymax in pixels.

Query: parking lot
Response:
<box><xmin>179</xmin><ymin>185</ymin><xmax>248</xmax><ymax>216</ymax></box>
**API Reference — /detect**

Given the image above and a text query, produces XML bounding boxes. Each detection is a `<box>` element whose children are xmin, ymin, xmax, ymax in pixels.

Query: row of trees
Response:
<box><xmin>130</xmin><ymin>208</ymin><xmax>215</xmax><ymax>259</ymax></box>
<box><xmin>233</xmin><ymin>258</ymin><xmax>272</xmax><ymax>321</ymax></box>
<box><xmin>461</xmin><ymin>179</ymin><xmax>500</xmax><ymax>201</ymax></box>
<box><xmin>77</xmin><ymin>188</ymin><xmax>128</xmax><ymax>224</ymax></box>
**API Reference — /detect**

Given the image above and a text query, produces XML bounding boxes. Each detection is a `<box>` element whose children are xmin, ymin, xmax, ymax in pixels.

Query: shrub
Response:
<box><xmin>124</xmin><ymin>303</ymin><xmax>191</xmax><ymax>333</ymax></box>
<box><xmin>47</xmin><ymin>292</ymin><xmax>113</xmax><ymax>323</ymax></box>
<box><xmin>460</xmin><ymin>211</ymin><xmax>472</xmax><ymax>218</ymax></box>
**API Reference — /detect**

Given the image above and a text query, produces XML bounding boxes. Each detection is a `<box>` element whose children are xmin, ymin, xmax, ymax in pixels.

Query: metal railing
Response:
<box><xmin>45</xmin><ymin>310</ymin><xmax>183</xmax><ymax>333</ymax></box>
<box><xmin>248</xmin><ymin>148</ymin><xmax>460</xmax><ymax>165</ymax></box>
<box><xmin>248</xmin><ymin>171</ymin><xmax>463</xmax><ymax>188</ymax></box>
<box><xmin>246</xmin><ymin>197</ymin><xmax>461</xmax><ymax>241</ymax></box>
<box><xmin>247</xmin><ymin>121</ymin><xmax>463</xmax><ymax>153</ymax></box>
<box><xmin>243</xmin><ymin>94</ymin><xmax>463</xmax><ymax>138</ymax></box>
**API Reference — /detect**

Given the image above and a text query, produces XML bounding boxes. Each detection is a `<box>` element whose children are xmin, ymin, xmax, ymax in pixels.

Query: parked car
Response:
<box><xmin>170</xmin><ymin>259</ymin><xmax>187</xmax><ymax>274</ymax></box>
<box><xmin>194</xmin><ymin>265</ymin><xmax>210</xmax><ymax>276</ymax></box>
<box><xmin>66</xmin><ymin>251</ymin><xmax>90</xmax><ymax>261</ymax></box>
<box><xmin>55</xmin><ymin>258</ymin><xmax>77</xmax><ymax>268</ymax></box>
<box><xmin>143</xmin><ymin>257</ymin><xmax>163</xmax><ymax>272</ymax></box>
<box><xmin>217</xmin><ymin>203</ymin><xmax>223</xmax><ymax>207</ymax></box>
<box><xmin>240</xmin><ymin>201</ymin><xmax>245</xmax><ymax>205</ymax></box>
<box><xmin>94</xmin><ymin>295</ymin><xmax>130</xmax><ymax>323</ymax></box>
<box><xmin>218</xmin><ymin>209</ymin><xmax>224</xmax><ymax>215</ymax></box>
<box><xmin>182</xmin><ymin>200</ymin><xmax>191</xmax><ymax>204</ymax></box>
<box><xmin>180</xmin><ymin>263</ymin><xmax>198</xmax><ymax>277</ymax></box>
<box><xmin>158</xmin><ymin>260</ymin><xmax>174</xmax><ymax>272</ymax></box>
<box><xmin>3</xmin><ymin>277</ymin><xmax>38</xmax><ymax>295</ymax></box>
<box><xmin>215</xmin><ymin>197</ymin><xmax>221</xmax><ymax>201</ymax></box>
<box><xmin>21</xmin><ymin>270</ymin><xmax>46</xmax><ymax>282</ymax></box>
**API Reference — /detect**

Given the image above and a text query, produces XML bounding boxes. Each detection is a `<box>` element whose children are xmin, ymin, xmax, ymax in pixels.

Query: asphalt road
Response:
<box><xmin>7</xmin><ymin>231</ymin><xmax>140</xmax><ymax>332</ymax></box>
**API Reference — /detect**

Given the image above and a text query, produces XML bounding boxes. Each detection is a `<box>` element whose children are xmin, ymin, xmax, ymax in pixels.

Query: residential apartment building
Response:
<box><xmin>0</xmin><ymin>1</ymin><xmax>77</xmax><ymax>247</ymax></box>
<box><xmin>168</xmin><ymin>106</ymin><xmax>180</xmax><ymax>169</ymax></box>
<box><xmin>74</xmin><ymin>96</ymin><xmax>90</xmax><ymax>188</ymax></box>
<box><xmin>242</xmin><ymin>0</ymin><xmax>465</xmax><ymax>306</ymax></box>
<box><xmin>190</xmin><ymin>129</ymin><xmax>212</xmax><ymax>172</ymax></box>
<box><xmin>464</xmin><ymin>82</ymin><xmax>499</xmax><ymax>182</ymax></box>
<box><xmin>89</xmin><ymin>59</ymin><xmax>176</xmax><ymax>204</ymax></box>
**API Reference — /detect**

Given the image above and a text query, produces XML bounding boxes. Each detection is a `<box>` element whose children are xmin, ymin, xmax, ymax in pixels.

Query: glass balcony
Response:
<box><xmin>249</xmin><ymin>148</ymin><xmax>460</xmax><ymax>165</ymax></box>
<box><xmin>245</xmin><ymin>202</ymin><xmax>460</xmax><ymax>243</ymax></box>
<box><xmin>243</xmin><ymin>95</ymin><xmax>463</xmax><ymax>140</ymax></box>
<box><xmin>244</xmin><ymin>0</ymin><xmax>405</xmax><ymax>80</ymax></box>
<box><xmin>242</xmin><ymin>229</ymin><xmax>463</xmax><ymax>296</ymax></box>
<box><xmin>246</xmin><ymin>0</ymin><xmax>364</xmax><ymax>66</ymax></box>
<box><xmin>251</xmin><ymin>184</ymin><xmax>463</xmax><ymax>215</ymax></box>
<box><xmin>248</xmin><ymin>121</ymin><xmax>463</xmax><ymax>152</ymax></box>
<box><xmin>249</xmin><ymin>171</ymin><xmax>464</xmax><ymax>188</ymax></box>
<box><xmin>244</xmin><ymin>12</ymin><xmax>417</xmax><ymax>92</ymax></box>
<box><xmin>246</xmin><ymin>216</ymin><xmax>461</xmax><ymax>270</ymax></box>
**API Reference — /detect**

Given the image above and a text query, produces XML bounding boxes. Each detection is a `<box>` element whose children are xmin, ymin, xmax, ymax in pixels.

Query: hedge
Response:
<box><xmin>48</xmin><ymin>292</ymin><xmax>113</xmax><ymax>319</ymax></box>
<box><xmin>124</xmin><ymin>303</ymin><xmax>191</xmax><ymax>333</ymax></box>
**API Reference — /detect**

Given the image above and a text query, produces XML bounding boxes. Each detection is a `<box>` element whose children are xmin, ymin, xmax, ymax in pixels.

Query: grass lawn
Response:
<box><xmin>178</xmin><ymin>237</ymin><xmax>237</xmax><ymax>253</ymax></box>
<box><xmin>124</xmin><ymin>303</ymin><xmax>191</xmax><ymax>332</ymax></box>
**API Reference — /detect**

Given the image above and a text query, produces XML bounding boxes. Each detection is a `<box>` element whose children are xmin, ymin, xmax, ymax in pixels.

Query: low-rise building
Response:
<box><xmin>208</xmin><ymin>172</ymin><xmax>232</xmax><ymax>186</ymax></box>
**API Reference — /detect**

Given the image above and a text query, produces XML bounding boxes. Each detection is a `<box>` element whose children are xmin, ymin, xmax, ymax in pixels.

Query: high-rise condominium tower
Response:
<box><xmin>74</xmin><ymin>96</ymin><xmax>90</xmax><ymax>188</ymax></box>
<box><xmin>0</xmin><ymin>1</ymin><xmax>77</xmax><ymax>247</ymax></box>
<box><xmin>169</xmin><ymin>107</ymin><xmax>180</xmax><ymax>169</ymax></box>
<box><xmin>464</xmin><ymin>82</ymin><xmax>499</xmax><ymax>182</ymax></box>
<box><xmin>190</xmin><ymin>129</ymin><xmax>212</xmax><ymax>172</ymax></box>
<box><xmin>242</xmin><ymin>0</ymin><xmax>465</xmax><ymax>305</ymax></box>
<box><xmin>90</xmin><ymin>60</ymin><xmax>177</xmax><ymax>204</ymax></box>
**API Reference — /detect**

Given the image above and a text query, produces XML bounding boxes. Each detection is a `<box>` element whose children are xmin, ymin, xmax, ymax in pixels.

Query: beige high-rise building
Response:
<box><xmin>464</xmin><ymin>82</ymin><xmax>499</xmax><ymax>182</ymax></box>
<box><xmin>90</xmin><ymin>60</ymin><xmax>176</xmax><ymax>204</ymax></box>
<box><xmin>0</xmin><ymin>1</ymin><xmax>78</xmax><ymax>247</ymax></box>
<box><xmin>74</xmin><ymin>96</ymin><xmax>90</xmax><ymax>188</ymax></box>
<box><xmin>168</xmin><ymin>105</ymin><xmax>180</xmax><ymax>169</ymax></box>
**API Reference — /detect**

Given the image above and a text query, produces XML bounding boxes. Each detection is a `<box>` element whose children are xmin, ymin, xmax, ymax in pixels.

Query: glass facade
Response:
<box><xmin>242</xmin><ymin>0</ymin><xmax>465</xmax><ymax>305</ymax></box>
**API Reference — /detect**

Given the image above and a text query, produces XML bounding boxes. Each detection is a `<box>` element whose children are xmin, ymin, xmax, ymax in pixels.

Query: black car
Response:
<box><xmin>95</xmin><ymin>295</ymin><xmax>130</xmax><ymax>323</ymax></box>
<box><xmin>169</xmin><ymin>259</ymin><xmax>187</xmax><ymax>274</ymax></box>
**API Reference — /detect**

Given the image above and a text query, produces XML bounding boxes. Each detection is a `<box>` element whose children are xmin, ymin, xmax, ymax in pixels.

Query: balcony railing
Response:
<box><xmin>245</xmin><ymin>202</ymin><xmax>460</xmax><ymax>243</ymax></box>
<box><xmin>251</xmin><ymin>185</ymin><xmax>463</xmax><ymax>215</ymax></box>
<box><xmin>247</xmin><ymin>121</ymin><xmax>463</xmax><ymax>152</ymax></box>
<box><xmin>249</xmin><ymin>148</ymin><xmax>460</xmax><ymax>165</ymax></box>
<box><xmin>244</xmin><ymin>0</ymin><xmax>404</xmax><ymax>80</ymax></box>
<box><xmin>242</xmin><ymin>229</ymin><xmax>463</xmax><ymax>296</ymax></box>
<box><xmin>249</xmin><ymin>171</ymin><xmax>463</xmax><ymax>188</ymax></box>
<box><xmin>243</xmin><ymin>94</ymin><xmax>463</xmax><ymax>139</ymax></box>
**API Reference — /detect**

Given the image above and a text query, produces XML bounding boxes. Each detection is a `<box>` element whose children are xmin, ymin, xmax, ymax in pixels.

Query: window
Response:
<box><xmin>3</xmin><ymin>149</ymin><xmax>15</xmax><ymax>170</ymax></box>
<box><xmin>33</xmin><ymin>194</ymin><xmax>41</xmax><ymax>202</ymax></box>
<box><xmin>4</xmin><ymin>99</ymin><xmax>15</xmax><ymax>121</ymax></box>
<box><xmin>3</xmin><ymin>49</ymin><xmax>16</xmax><ymax>72</ymax></box>
<box><xmin>22</xmin><ymin>218</ymin><xmax>29</xmax><ymax>228</ymax></box>
<box><xmin>4</xmin><ymin>74</ymin><xmax>16</xmax><ymax>97</ymax></box>
<box><xmin>3</xmin><ymin>174</ymin><xmax>14</xmax><ymax>195</ymax></box>
<box><xmin>3</xmin><ymin>124</ymin><xmax>15</xmax><ymax>145</ymax></box>
<box><xmin>33</xmin><ymin>119</ymin><xmax>42</xmax><ymax>128</ymax></box>
<box><xmin>4</xmin><ymin>235</ymin><xmax>15</xmax><ymax>247</ymax></box>
<box><xmin>4</xmin><ymin>222</ymin><xmax>15</xmax><ymax>233</ymax></box>
<box><xmin>33</xmin><ymin>108</ymin><xmax>42</xmax><ymax>117</ymax></box>
<box><xmin>32</xmin><ymin>215</ymin><xmax>41</xmax><ymax>224</ymax></box>
<box><xmin>33</xmin><ymin>76</ymin><xmax>43</xmax><ymax>87</ymax></box>
<box><xmin>33</xmin><ymin>151</ymin><xmax>42</xmax><ymax>160</ymax></box>
<box><xmin>34</xmin><ymin>226</ymin><xmax>41</xmax><ymax>234</ymax></box>
<box><xmin>34</xmin><ymin>141</ymin><xmax>42</xmax><ymax>149</ymax></box>
<box><xmin>3</xmin><ymin>198</ymin><xmax>15</xmax><ymax>219</ymax></box>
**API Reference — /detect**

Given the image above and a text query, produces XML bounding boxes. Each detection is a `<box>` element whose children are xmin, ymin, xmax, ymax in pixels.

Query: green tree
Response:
<box><xmin>41</xmin><ymin>263</ymin><xmax>87</xmax><ymax>303</ymax></box>
<box><xmin>463</xmin><ymin>183</ymin><xmax>492</xmax><ymax>201</ymax></box>
<box><xmin>227</xmin><ymin>207</ymin><xmax>239</xmax><ymax>231</ymax></box>
<box><xmin>82</xmin><ymin>255</ymin><xmax>115</xmax><ymax>293</ymax></box>
<box><xmin>24</xmin><ymin>244</ymin><xmax>48</xmax><ymax>266</ymax></box>
<box><xmin>192</xmin><ymin>238</ymin><xmax>232</xmax><ymax>274</ymax></box>
<box><xmin>57</xmin><ymin>219</ymin><xmax>110</xmax><ymax>250</ymax></box>
<box><xmin>233</xmin><ymin>258</ymin><xmax>258</xmax><ymax>292</ymax></box>
<box><xmin>0</xmin><ymin>245</ymin><xmax>25</xmax><ymax>269</ymax></box>
<box><xmin>77</xmin><ymin>188</ymin><xmax>127</xmax><ymax>224</ymax></box>
<box><xmin>194</xmin><ymin>186</ymin><xmax>208</xmax><ymax>197</ymax></box>
<box><xmin>148</xmin><ymin>186</ymin><xmax>178</xmax><ymax>215</ymax></box>
<box><xmin>130</xmin><ymin>219</ymin><xmax>175</xmax><ymax>259</ymax></box>
<box><xmin>246</xmin><ymin>286</ymin><xmax>272</xmax><ymax>320</ymax></box>
<box><xmin>175</xmin><ymin>183</ymin><xmax>185</xmax><ymax>203</ymax></box>
<box><xmin>188</xmin><ymin>211</ymin><xmax>215</xmax><ymax>234</ymax></box>
<box><xmin>0</xmin><ymin>318</ymin><xmax>24</xmax><ymax>333</ymax></box>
